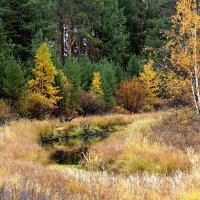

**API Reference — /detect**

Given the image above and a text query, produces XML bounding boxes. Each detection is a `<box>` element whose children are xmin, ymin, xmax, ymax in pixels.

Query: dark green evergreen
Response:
<box><xmin>127</xmin><ymin>54</ymin><xmax>142</xmax><ymax>77</ymax></box>
<box><xmin>3</xmin><ymin>58</ymin><xmax>25</xmax><ymax>100</ymax></box>
<box><xmin>0</xmin><ymin>0</ymin><xmax>56</xmax><ymax>62</ymax></box>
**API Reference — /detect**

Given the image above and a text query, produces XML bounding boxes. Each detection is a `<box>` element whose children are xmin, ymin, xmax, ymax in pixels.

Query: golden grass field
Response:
<box><xmin>0</xmin><ymin>110</ymin><xmax>200</xmax><ymax>199</ymax></box>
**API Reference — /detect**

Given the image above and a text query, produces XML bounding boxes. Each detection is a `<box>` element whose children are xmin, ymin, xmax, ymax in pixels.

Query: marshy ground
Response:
<box><xmin>0</xmin><ymin>109</ymin><xmax>200</xmax><ymax>199</ymax></box>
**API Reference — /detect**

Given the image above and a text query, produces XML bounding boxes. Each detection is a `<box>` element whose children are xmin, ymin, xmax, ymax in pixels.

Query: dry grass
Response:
<box><xmin>0</xmin><ymin>120</ymin><xmax>53</xmax><ymax>164</ymax></box>
<box><xmin>151</xmin><ymin>109</ymin><xmax>200</xmax><ymax>152</ymax></box>
<box><xmin>59</xmin><ymin>114</ymin><xmax>135</xmax><ymax>131</ymax></box>
<box><xmin>86</xmin><ymin>111</ymin><xmax>191</xmax><ymax>174</ymax></box>
<box><xmin>0</xmin><ymin>111</ymin><xmax>200</xmax><ymax>199</ymax></box>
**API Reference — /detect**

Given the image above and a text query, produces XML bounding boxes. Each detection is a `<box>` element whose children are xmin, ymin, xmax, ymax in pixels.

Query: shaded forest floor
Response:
<box><xmin>0</xmin><ymin>109</ymin><xmax>200</xmax><ymax>199</ymax></box>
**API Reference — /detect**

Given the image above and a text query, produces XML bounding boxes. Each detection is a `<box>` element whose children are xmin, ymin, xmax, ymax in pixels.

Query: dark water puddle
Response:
<box><xmin>50</xmin><ymin>147</ymin><xmax>88</xmax><ymax>165</ymax></box>
<box><xmin>41</xmin><ymin>128</ymin><xmax>110</xmax><ymax>165</ymax></box>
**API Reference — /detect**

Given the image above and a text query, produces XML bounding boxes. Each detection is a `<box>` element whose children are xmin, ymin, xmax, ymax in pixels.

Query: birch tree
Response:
<box><xmin>167</xmin><ymin>0</ymin><xmax>200</xmax><ymax>116</ymax></box>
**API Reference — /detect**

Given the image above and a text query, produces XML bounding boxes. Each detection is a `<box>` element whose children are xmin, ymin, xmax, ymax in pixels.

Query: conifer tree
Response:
<box><xmin>98</xmin><ymin>60</ymin><xmax>118</xmax><ymax>105</ymax></box>
<box><xmin>91</xmin><ymin>72</ymin><xmax>104</xmax><ymax>97</ymax></box>
<box><xmin>28</xmin><ymin>43</ymin><xmax>60</xmax><ymax>110</ymax></box>
<box><xmin>3</xmin><ymin>58</ymin><xmax>25</xmax><ymax>101</ymax></box>
<box><xmin>139</xmin><ymin>60</ymin><xmax>160</xmax><ymax>105</ymax></box>
<box><xmin>55</xmin><ymin>69</ymin><xmax>71</xmax><ymax>114</ymax></box>
<box><xmin>0</xmin><ymin>19</ymin><xmax>14</xmax><ymax>98</ymax></box>
<box><xmin>128</xmin><ymin>54</ymin><xmax>142</xmax><ymax>77</ymax></box>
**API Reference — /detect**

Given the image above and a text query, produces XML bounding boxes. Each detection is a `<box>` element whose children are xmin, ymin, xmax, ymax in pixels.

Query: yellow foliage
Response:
<box><xmin>27</xmin><ymin>93</ymin><xmax>55</xmax><ymax>110</ymax></box>
<box><xmin>167</xmin><ymin>71</ymin><xmax>191</xmax><ymax>99</ymax></box>
<box><xmin>91</xmin><ymin>72</ymin><xmax>104</xmax><ymax>96</ymax></box>
<box><xmin>139</xmin><ymin>60</ymin><xmax>160</xmax><ymax>106</ymax></box>
<box><xmin>166</xmin><ymin>0</ymin><xmax>200</xmax><ymax>112</ymax></box>
<box><xmin>59</xmin><ymin>70</ymin><xmax>70</xmax><ymax>90</ymax></box>
<box><xmin>167</xmin><ymin>0</ymin><xmax>200</xmax><ymax>73</ymax></box>
<box><xmin>28</xmin><ymin>43</ymin><xmax>60</xmax><ymax>109</ymax></box>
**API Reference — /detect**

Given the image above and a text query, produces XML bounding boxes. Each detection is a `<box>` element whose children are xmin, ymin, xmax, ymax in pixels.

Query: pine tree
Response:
<box><xmin>3</xmin><ymin>58</ymin><xmax>25</xmax><ymax>100</ymax></box>
<box><xmin>98</xmin><ymin>60</ymin><xmax>118</xmax><ymax>105</ymax></box>
<box><xmin>100</xmin><ymin>0</ymin><xmax>128</xmax><ymax>64</ymax></box>
<box><xmin>55</xmin><ymin>69</ymin><xmax>71</xmax><ymax>114</ymax></box>
<box><xmin>0</xmin><ymin>0</ymin><xmax>56</xmax><ymax>62</ymax></box>
<box><xmin>118</xmin><ymin>0</ymin><xmax>174</xmax><ymax>58</ymax></box>
<box><xmin>0</xmin><ymin>19</ymin><xmax>10</xmax><ymax>98</ymax></box>
<box><xmin>128</xmin><ymin>54</ymin><xmax>142</xmax><ymax>77</ymax></box>
<box><xmin>29</xmin><ymin>43</ymin><xmax>60</xmax><ymax>110</ymax></box>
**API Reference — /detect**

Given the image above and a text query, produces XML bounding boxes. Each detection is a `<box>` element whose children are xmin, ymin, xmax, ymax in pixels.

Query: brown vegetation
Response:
<box><xmin>79</xmin><ymin>91</ymin><xmax>105</xmax><ymax>116</ymax></box>
<box><xmin>116</xmin><ymin>78</ymin><xmax>145</xmax><ymax>113</ymax></box>
<box><xmin>0</xmin><ymin>110</ymin><xmax>200</xmax><ymax>199</ymax></box>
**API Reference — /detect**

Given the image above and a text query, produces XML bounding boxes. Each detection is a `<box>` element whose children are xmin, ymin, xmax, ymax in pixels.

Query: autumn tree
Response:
<box><xmin>167</xmin><ymin>0</ymin><xmax>200</xmax><ymax>116</ymax></box>
<box><xmin>28</xmin><ymin>43</ymin><xmax>60</xmax><ymax>117</ymax></box>
<box><xmin>166</xmin><ymin>71</ymin><xmax>192</xmax><ymax>107</ymax></box>
<box><xmin>91</xmin><ymin>72</ymin><xmax>104</xmax><ymax>97</ymax></box>
<box><xmin>139</xmin><ymin>60</ymin><xmax>160</xmax><ymax>106</ymax></box>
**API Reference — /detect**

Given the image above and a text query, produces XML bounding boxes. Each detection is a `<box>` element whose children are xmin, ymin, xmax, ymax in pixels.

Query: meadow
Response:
<box><xmin>0</xmin><ymin>109</ymin><xmax>200</xmax><ymax>199</ymax></box>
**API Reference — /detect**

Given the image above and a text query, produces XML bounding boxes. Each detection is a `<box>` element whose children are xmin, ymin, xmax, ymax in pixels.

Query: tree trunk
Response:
<box><xmin>59</xmin><ymin>23</ymin><xmax>65</xmax><ymax>64</ymax></box>
<box><xmin>67</xmin><ymin>19</ymin><xmax>74</xmax><ymax>57</ymax></box>
<box><xmin>192</xmin><ymin>0</ymin><xmax>200</xmax><ymax>117</ymax></box>
<box><xmin>190</xmin><ymin>72</ymin><xmax>200</xmax><ymax>116</ymax></box>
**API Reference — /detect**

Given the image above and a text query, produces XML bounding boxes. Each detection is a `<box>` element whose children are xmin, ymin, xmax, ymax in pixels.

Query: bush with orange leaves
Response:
<box><xmin>115</xmin><ymin>78</ymin><xmax>145</xmax><ymax>113</ymax></box>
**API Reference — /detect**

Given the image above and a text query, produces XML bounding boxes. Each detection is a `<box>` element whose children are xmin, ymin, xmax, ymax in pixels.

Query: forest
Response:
<box><xmin>0</xmin><ymin>0</ymin><xmax>187</xmax><ymax>119</ymax></box>
<box><xmin>0</xmin><ymin>0</ymin><xmax>200</xmax><ymax>199</ymax></box>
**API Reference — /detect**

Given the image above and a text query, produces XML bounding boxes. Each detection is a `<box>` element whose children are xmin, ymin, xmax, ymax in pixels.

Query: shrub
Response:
<box><xmin>0</xmin><ymin>99</ymin><xmax>11</xmax><ymax>119</ymax></box>
<box><xmin>112</xmin><ymin>106</ymin><xmax>130</xmax><ymax>114</ymax></box>
<box><xmin>20</xmin><ymin>93</ymin><xmax>55</xmax><ymax>119</ymax></box>
<box><xmin>115</xmin><ymin>78</ymin><xmax>145</xmax><ymax>113</ymax></box>
<box><xmin>79</xmin><ymin>91</ymin><xmax>105</xmax><ymax>116</ymax></box>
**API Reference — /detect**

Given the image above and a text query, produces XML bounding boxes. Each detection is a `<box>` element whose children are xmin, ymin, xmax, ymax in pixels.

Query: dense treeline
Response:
<box><xmin>0</xmin><ymin>0</ymin><xmax>198</xmax><ymax>119</ymax></box>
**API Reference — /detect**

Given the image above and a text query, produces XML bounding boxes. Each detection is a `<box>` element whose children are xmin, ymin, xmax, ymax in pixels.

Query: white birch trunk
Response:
<box><xmin>193</xmin><ymin>0</ymin><xmax>200</xmax><ymax>116</ymax></box>
<box><xmin>190</xmin><ymin>72</ymin><xmax>200</xmax><ymax>115</ymax></box>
